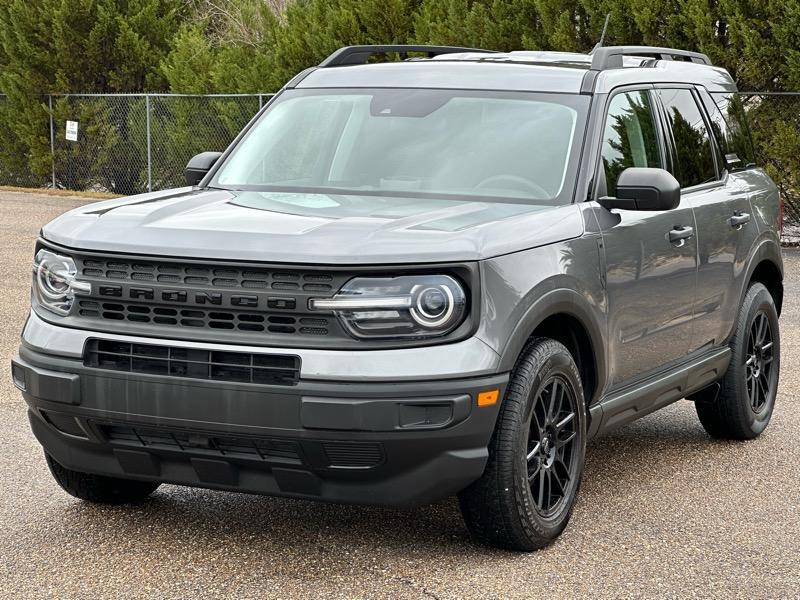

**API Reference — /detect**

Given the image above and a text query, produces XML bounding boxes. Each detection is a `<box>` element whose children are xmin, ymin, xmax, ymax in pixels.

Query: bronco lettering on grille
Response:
<box><xmin>96</xmin><ymin>284</ymin><xmax>261</xmax><ymax>308</ymax></box>
<box><xmin>195</xmin><ymin>291</ymin><xmax>222</xmax><ymax>305</ymax></box>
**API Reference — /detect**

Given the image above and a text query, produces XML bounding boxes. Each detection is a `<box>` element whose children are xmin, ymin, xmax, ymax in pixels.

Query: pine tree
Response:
<box><xmin>161</xmin><ymin>24</ymin><xmax>218</xmax><ymax>94</ymax></box>
<box><xmin>261</xmin><ymin>0</ymin><xmax>421</xmax><ymax>90</ymax></box>
<box><xmin>0</xmin><ymin>0</ymin><xmax>184</xmax><ymax>188</ymax></box>
<box><xmin>414</xmin><ymin>0</ymin><xmax>543</xmax><ymax>51</ymax></box>
<box><xmin>4</xmin><ymin>0</ymin><xmax>800</xmax><ymax>199</ymax></box>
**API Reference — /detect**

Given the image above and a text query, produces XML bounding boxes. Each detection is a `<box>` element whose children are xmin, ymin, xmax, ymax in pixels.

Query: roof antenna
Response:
<box><xmin>592</xmin><ymin>14</ymin><xmax>611</xmax><ymax>52</ymax></box>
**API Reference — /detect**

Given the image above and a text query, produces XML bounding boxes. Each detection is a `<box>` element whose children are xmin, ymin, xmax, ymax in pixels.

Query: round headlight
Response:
<box><xmin>32</xmin><ymin>250</ymin><xmax>87</xmax><ymax>316</ymax></box>
<box><xmin>411</xmin><ymin>285</ymin><xmax>455</xmax><ymax>327</ymax></box>
<box><xmin>36</xmin><ymin>257</ymin><xmax>72</xmax><ymax>300</ymax></box>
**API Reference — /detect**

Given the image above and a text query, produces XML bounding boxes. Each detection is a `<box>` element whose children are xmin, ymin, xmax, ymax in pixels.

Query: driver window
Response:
<box><xmin>600</xmin><ymin>91</ymin><xmax>662</xmax><ymax>196</ymax></box>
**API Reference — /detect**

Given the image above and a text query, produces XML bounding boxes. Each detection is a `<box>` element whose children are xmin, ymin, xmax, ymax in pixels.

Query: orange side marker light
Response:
<box><xmin>477</xmin><ymin>389</ymin><xmax>500</xmax><ymax>407</ymax></box>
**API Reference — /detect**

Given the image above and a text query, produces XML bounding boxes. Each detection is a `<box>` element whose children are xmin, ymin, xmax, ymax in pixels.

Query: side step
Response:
<box><xmin>590</xmin><ymin>347</ymin><xmax>730</xmax><ymax>437</ymax></box>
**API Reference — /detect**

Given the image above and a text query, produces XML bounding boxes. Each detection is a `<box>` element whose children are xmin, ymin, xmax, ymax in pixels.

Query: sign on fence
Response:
<box><xmin>65</xmin><ymin>121</ymin><xmax>78</xmax><ymax>142</ymax></box>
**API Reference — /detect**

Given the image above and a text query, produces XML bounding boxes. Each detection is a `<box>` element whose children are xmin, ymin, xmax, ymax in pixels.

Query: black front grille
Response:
<box><xmin>85</xmin><ymin>339</ymin><xmax>300</xmax><ymax>386</ymax></box>
<box><xmin>77</xmin><ymin>300</ymin><xmax>330</xmax><ymax>336</ymax></box>
<box><xmin>69</xmin><ymin>253</ymin><xmax>352</xmax><ymax>345</ymax></box>
<box><xmin>101</xmin><ymin>424</ymin><xmax>303</xmax><ymax>464</ymax></box>
<box><xmin>80</xmin><ymin>259</ymin><xmax>335</xmax><ymax>292</ymax></box>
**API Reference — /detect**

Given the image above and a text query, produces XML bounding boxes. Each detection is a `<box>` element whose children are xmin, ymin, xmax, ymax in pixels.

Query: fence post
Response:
<box><xmin>48</xmin><ymin>95</ymin><xmax>56</xmax><ymax>189</ymax></box>
<box><xmin>145</xmin><ymin>94</ymin><xmax>152</xmax><ymax>193</ymax></box>
<box><xmin>259</xmin><ymin>94</ymin><xmax>263</xmax><ymax>110</ymax></box>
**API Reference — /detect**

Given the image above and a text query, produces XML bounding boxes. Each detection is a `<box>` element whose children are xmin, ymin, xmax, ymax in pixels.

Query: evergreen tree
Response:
<box><xmin>414</xmin><ymin>0</ymin><xmax>544</xmax><ymax>50</ymax></box>
<box><xmin>162</xmin><ymin>0</ymin><xmax>280</xmax><ymax>94</ymax></box>
<box><xmin>4</xmin><ymin>0</ymin><xmax>800</xmax><ymax>198</ymax></box>
<box><xmin>262</xmin><ymin>0</ymin><xmax>421</xmax><ymax>90</ymax></box>
<box><xmin>161</xmin><ymin>24</ymin><xmax>218</xmax><ymax>94</ymax></box>
<box><xmin>0</xmin><ymin>0</ymin><xmax>184</xmax><ymax>188</ymax></box>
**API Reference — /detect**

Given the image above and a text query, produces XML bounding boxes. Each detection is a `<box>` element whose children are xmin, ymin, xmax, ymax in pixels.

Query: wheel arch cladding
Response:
<box><xmin>498</xmin><ymin>289</ymin><xmax>604</xmax><ymax>406</ymax></box>
<box><xmin>748</xmin><ymin>257</ymin><xmax>783</xmax><ymax>316</ymax></box>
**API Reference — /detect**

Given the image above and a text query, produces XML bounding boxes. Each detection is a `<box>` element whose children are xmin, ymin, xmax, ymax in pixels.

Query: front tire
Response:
<box><xmin>46</xmin><ymin>453</ymin><xmax>160</xmax><ymax>504</ymax></box>
<box><xmin>459</xmin><ymin>338</ymin><xmax>587</xmax><ymax>551</ymax></box>
<box><xmin>696</xmin><ymin>282</ymin><xmax>780</xmax><ymax>440</ymax></box>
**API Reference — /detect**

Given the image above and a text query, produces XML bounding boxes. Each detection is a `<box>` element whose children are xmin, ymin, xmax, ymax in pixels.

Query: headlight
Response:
<box><xmin>310</xmin><ymin>275</ymin><xmax>467</xmax><ymax>339</ymax></box>
<box><xmin>32</xmin><ymin>250</ymin><xmax>91</xmax><ymax>316</ymax></box>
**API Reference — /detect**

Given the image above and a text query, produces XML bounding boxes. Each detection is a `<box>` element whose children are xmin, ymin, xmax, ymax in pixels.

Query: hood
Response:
<box><xmin>41</xmin><ymin>187</ymin><xmax>585</xmax><ymax>264</ymax></box>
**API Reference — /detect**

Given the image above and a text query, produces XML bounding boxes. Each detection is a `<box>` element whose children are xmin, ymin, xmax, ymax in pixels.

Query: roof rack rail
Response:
<box><xmin>319</xmin><ymin>45</ymin><xmax>499</xmax><ymax>68</ymax></box>
<box><xmin>589</xmin><ymin>45</ymin><xmax>712</xmax><ymax>71</ymax></box>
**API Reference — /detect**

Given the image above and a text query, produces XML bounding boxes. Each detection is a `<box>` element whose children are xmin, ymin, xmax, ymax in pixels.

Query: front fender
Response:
<box><xmin>497</xmin><ymin>287</ymin><xmax>606</xmax><ymax>391</ymax></box>
<box><xmin>476</xmin><ymin>235</ymin><xmax>607</xmax><ymax>404</ymax></box>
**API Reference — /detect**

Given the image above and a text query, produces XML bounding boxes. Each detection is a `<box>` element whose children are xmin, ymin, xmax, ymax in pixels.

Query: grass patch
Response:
<box><xmin>0</xmin><ymin>186</ymin><xmax>121</xmax><ymax>200</ymax></box>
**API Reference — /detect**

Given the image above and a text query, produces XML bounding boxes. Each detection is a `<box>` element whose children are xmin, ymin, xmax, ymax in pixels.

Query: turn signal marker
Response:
<box><xmin>477</xmin><ymin>389</ymin><xmax>500</xmax><ymax>407</ymax></box>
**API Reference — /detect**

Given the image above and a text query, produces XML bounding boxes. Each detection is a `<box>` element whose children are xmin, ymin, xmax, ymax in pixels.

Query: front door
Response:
<box><xmin>594</xmin><ymin>89</ymin><xmax>698</xmax><ymax>387</ymax></box>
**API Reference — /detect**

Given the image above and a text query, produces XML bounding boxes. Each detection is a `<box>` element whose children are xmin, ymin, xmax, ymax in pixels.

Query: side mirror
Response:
<box><xmin>598</xmin><ymin>167</ymin><xmax>681</xmax><ymax>211</ymax></box>
<box><xmin>185</xmin><ymin>151</ymin><xmax>223</xmax><ymax>186</ymax></box>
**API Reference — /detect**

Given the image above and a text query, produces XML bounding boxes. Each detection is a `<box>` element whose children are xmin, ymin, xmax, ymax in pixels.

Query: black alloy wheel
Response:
<box><xmin>744</xmin><ymin>311</ymin><xmax>775</xmax><ymax>414</ymax></box>
<box><xmin>525</xmin><ymin>376</ymin><xmax>579</xmax><ymax>516</ymax></box>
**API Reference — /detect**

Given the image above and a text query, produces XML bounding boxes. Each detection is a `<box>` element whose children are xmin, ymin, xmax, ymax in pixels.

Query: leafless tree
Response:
<box><xmin>183</xmin><ymin>0</ymin><xmax>288</xmax><ymax>47</ymax></box>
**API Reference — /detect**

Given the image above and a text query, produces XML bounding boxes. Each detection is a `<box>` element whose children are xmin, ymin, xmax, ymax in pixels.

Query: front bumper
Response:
<box><xmin>13</xmin><ymin>339</ymin><xmax>508</xmax><ymax>507</ymax></box>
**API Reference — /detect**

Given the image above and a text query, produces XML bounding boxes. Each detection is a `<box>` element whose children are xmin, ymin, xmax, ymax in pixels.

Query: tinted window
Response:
<box><xmin>707</xmin><ymin>92</ymin><xmax>756</xmax><ymax>168</ymax></box>
<box><xmin>656</xmin><ymin>89</ymin><xmax>717</xmax><ymax>187</ymax></box>
<box><xmin>600</xmin><ymin>91</ymin><xmax>662</xmax><ymax>196</ymax></box>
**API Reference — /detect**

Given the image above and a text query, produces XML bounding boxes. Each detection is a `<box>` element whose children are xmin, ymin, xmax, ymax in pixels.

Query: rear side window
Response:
<box><xmin>707</xmin><ymin>92</ymin><xmax>757</xmax><ymax>168</ymax></box>
<box><xmin>656</xmin><ymin>89</ymin><xmax>718</xmax><ymax>188</ymax></box>
<box><xmin>600</xmin><ymin>91</ymin><xmax>662</xmax><ymax>196</ymax></box>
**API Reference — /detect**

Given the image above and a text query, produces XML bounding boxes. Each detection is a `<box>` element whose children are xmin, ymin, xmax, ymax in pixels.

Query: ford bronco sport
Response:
<box><xmin>13</xmin><ymin>45</ymin><xmax>783</xmax><ymax>551</ymax></box>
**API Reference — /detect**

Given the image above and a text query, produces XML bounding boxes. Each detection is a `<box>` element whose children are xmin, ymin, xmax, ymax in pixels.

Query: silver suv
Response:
<box><xmin>13</xmin><ymin>45</ymin><xmax>783</xmax><ymax>551</ymax></box>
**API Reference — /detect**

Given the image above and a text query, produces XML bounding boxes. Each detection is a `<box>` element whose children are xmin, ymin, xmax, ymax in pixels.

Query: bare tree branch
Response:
<box><xmin>185</xmin><ymin>0</ymin><xmax>287</xmax><ymax>48</ymax></box>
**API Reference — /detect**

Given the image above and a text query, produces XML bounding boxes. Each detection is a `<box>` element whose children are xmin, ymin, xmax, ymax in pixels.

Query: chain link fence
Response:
<box><xmin>1</xmin><ymin>93</ymin><xmax>271</xmax><ymax>196</ymax></box>
<box><xmin>2</xmin><ymin>91</ymin><xmax>800</xmax><ymax>242</ymax></box>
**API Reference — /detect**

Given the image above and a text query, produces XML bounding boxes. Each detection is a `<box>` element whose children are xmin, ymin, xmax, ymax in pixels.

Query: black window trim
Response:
<box><xmin>651</xmin><ymin>83</ymin><xmax>725</xmax><ymax>194</ymax></box>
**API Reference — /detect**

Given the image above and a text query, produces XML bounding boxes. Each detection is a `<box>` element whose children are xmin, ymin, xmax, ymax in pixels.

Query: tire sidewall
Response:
<box><xmin>730</xmin><ymin>284</ymin><xmax>781</xmax><ymax>435</ymax></box>
<box><xmin>513</xmin><ymin>346</ymin><xmax>587</xmax><ymax>541</ymax></box>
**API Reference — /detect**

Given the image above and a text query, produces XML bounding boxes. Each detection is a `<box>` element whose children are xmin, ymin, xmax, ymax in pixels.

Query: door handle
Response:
<box><xmin>730</xmin><ymin>212</ymin><xmax>751</xmax><ymax>229</ymax></box>
<box><xmin>669</xmin><ymin>225</ymin><xmax>694</xmax><ymax>247</ymax></box>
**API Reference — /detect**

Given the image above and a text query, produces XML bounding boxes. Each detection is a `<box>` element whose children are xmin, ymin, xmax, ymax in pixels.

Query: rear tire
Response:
<box><xmin>696</xmin><ymin>283</ymin><xmax>780</xmax><ymax>440</ymax></box>
<box><xmin>459</xmin><ymin>338</ymin><xmax>587</xmax><ymax>551</ymax></box>
<box><xmin>46</xmin><ymin>453</ymin><xmax>159</xmax><ymax>504</ymax></box>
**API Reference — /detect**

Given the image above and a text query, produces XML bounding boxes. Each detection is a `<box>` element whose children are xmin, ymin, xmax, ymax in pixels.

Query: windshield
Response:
<box><xmin>212</xmin><ymin>89</ymin><xmax>588</xmax><ymax>205</ymax></box>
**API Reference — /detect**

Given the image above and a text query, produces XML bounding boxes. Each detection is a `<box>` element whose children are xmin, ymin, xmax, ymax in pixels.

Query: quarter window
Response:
<box><xmin>656</xmin><ymin>89</ymin><xmax>718</xmax><ymax>188</ymax></box>
<box><xmin>707</xmin><ymin>91</ymin><xmax>756</xmax><ymax>168</ymax></box>
<box><xmin>600</xmin><ymin>91</ymin><xmax>662</xmax><ymax>196</ymax></box>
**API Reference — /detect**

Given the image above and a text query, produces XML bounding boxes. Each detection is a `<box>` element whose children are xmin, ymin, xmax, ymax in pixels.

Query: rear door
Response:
<box><xmin>654</xmin><ymin>86</ymin><xmax>756</xmax><ymax>351</ymax></box>
<box><xmin>595</xmin><ymin>88</ymin><xmax>698</xmax><ymax>387</ymax></box>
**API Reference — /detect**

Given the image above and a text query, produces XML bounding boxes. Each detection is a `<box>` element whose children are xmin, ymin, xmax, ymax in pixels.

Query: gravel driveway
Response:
<box><xmin>0</xmin><ymin>190</ymin><xmax>797</xmax><ymax>599</ymax></box>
